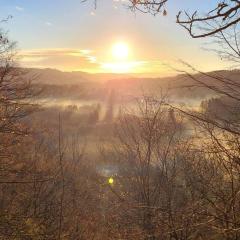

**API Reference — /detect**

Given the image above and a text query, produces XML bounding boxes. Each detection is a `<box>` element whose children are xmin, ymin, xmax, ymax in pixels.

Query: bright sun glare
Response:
<box><xmin>112</xmin><ymin>42</ymin><xmax>129</xmax><ymax>60</ymax></box>
<box><xmin>102</xmin><ymin>41</ymin><xmax>143</xmax><ymax>73</ymax></box>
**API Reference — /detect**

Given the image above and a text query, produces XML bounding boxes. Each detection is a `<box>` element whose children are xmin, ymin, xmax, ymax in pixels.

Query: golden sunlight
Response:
<box><xmin>101</xmin><ymin>41</ymin><xmax>147</xmax><ymax>73</ymax></box>
<box><xmin>101</xmin><ymin>41</ymin><xmax>138</xmax><ymax>73</ymax></box>
<box><xmin>111</xmin><ymin>42</ymin><xmax>129</xmax><ymax>60</ymax></box>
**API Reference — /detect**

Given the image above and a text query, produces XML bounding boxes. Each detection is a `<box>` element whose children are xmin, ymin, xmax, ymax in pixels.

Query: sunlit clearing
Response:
<box><xmin>112</xmin><ymin>42</ymin><xmax>129</xmax><ymax>60</ymax></box>
<box><xmin>108</xmin><ymin>177</ymin><xmax>114</xmax><ymax>184</ymax></box>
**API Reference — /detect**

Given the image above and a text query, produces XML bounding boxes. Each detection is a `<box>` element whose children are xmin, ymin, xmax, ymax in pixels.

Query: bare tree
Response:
<box><xmin>0</xmin><ymin>29</ymin><xmax>38</xmax><ymax>160</ymax></box>
<box><xmin>97</xmin><ymin>95</ymin><xmax>202</xmax><ymax>240</ymax></box>
<box><xmin>129</xmin><ymin>0</ymin><xmax>240</xmax><ymax>38</ymax></box>
<box><xmin>84</xmin><ymin>0</ymin><xmax>238</xmax><ymax>38</ymax></box>
<box><xmin>176</xmin><ymin>1</ymin><xmax>240</xmax><ymax>38</ymax></box>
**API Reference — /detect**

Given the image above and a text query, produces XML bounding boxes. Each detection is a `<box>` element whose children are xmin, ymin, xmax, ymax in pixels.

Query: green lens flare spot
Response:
<box><xmin>108</xmin><ymin>177</ymin><xmax>114</xmax><ymax>184</ymax></box>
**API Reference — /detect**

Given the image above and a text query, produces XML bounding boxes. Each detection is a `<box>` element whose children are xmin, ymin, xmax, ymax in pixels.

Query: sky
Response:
<box><xmin>0</xmin><ymin>0</ymin><xmax>233</xmax><ymax>76</ymax></box>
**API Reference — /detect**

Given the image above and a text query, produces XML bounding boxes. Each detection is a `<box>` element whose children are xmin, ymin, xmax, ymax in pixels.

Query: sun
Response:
<box><xmin>112</xmin><ymin>42</ymin><xmax>129</xmax><ymax>60</ymax></box>
<box><xmin>101</xmin><ymin>41</ymin><xmax>144</xmax><ymax>73</ymax></box>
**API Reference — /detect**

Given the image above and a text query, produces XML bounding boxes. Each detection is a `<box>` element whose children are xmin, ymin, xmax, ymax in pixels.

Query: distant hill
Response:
<box><xmin>26</xmin><ymin>68</ymin><xmax>134</xmax><ymax>85</ymax></box>
<box><xmin>24</xmin><ymin>68</ymin><xmax>240</xmax><ymax>101</ymax></box>
<box><xmin>26</xmin><ymin>67</ymin><xmax>240</xmax><ymax>85</ymax></box>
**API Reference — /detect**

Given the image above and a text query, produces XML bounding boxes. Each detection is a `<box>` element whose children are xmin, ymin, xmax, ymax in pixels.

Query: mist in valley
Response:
<box><xmin>1</xmin><ymin>1</ymin><xmax>240</xmax><ymax>239</ymax></box>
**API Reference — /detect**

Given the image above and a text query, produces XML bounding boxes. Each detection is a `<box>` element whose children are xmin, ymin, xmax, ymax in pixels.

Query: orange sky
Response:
<box><xmin>2</xmin><ymin>0</ymin><xmax>233</xmax><ymax>76</ymax></box>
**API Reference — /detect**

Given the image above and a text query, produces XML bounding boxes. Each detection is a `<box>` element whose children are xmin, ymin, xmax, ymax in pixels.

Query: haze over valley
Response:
<box><xmin>1</xmin><ymin>1</ymin><xmax>240</xmax><ymax>239</ymax></box>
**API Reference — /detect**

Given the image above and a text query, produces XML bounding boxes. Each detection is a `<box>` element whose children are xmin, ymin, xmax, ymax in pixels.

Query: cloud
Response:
<box><xmin>45</xmin><ymin>22</ymin><xmax>53</xmax><ymax>27</ymax></box>
<box><xmin>19</xmin><ymin>48</ymin><xmax>100</xmax><ymax>72</ymax></box>
<box><xmin>16</xmin><ymin>6</ymin><xmax>24</xmax><ymax>11</ymax></box>
<box><xmin>18</xmin><ymin>48</ymin><xmax>167</xmax><ymax>75</ymax></box>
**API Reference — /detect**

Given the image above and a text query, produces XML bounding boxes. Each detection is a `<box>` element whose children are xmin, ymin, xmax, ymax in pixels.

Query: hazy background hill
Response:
<box><xmin>28</xmin><ymin>68</ymin><xmax>240</xmax><ymax>87</ymax></box>
<box><xmin>26</xmin><ymin>68</ymin><xmax>240</xmax><ymax>103</ymax></box>
<box><xmin>27</xmin><ymin>68</ymin><xmax>134</xmax><ymax>84</ymax></box>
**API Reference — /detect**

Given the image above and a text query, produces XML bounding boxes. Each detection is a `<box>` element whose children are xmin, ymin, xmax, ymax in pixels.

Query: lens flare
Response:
<box><xmin>108</xmin><ymin>177</ymin><xmax>114</xmax><ymax>184</ymax></box>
